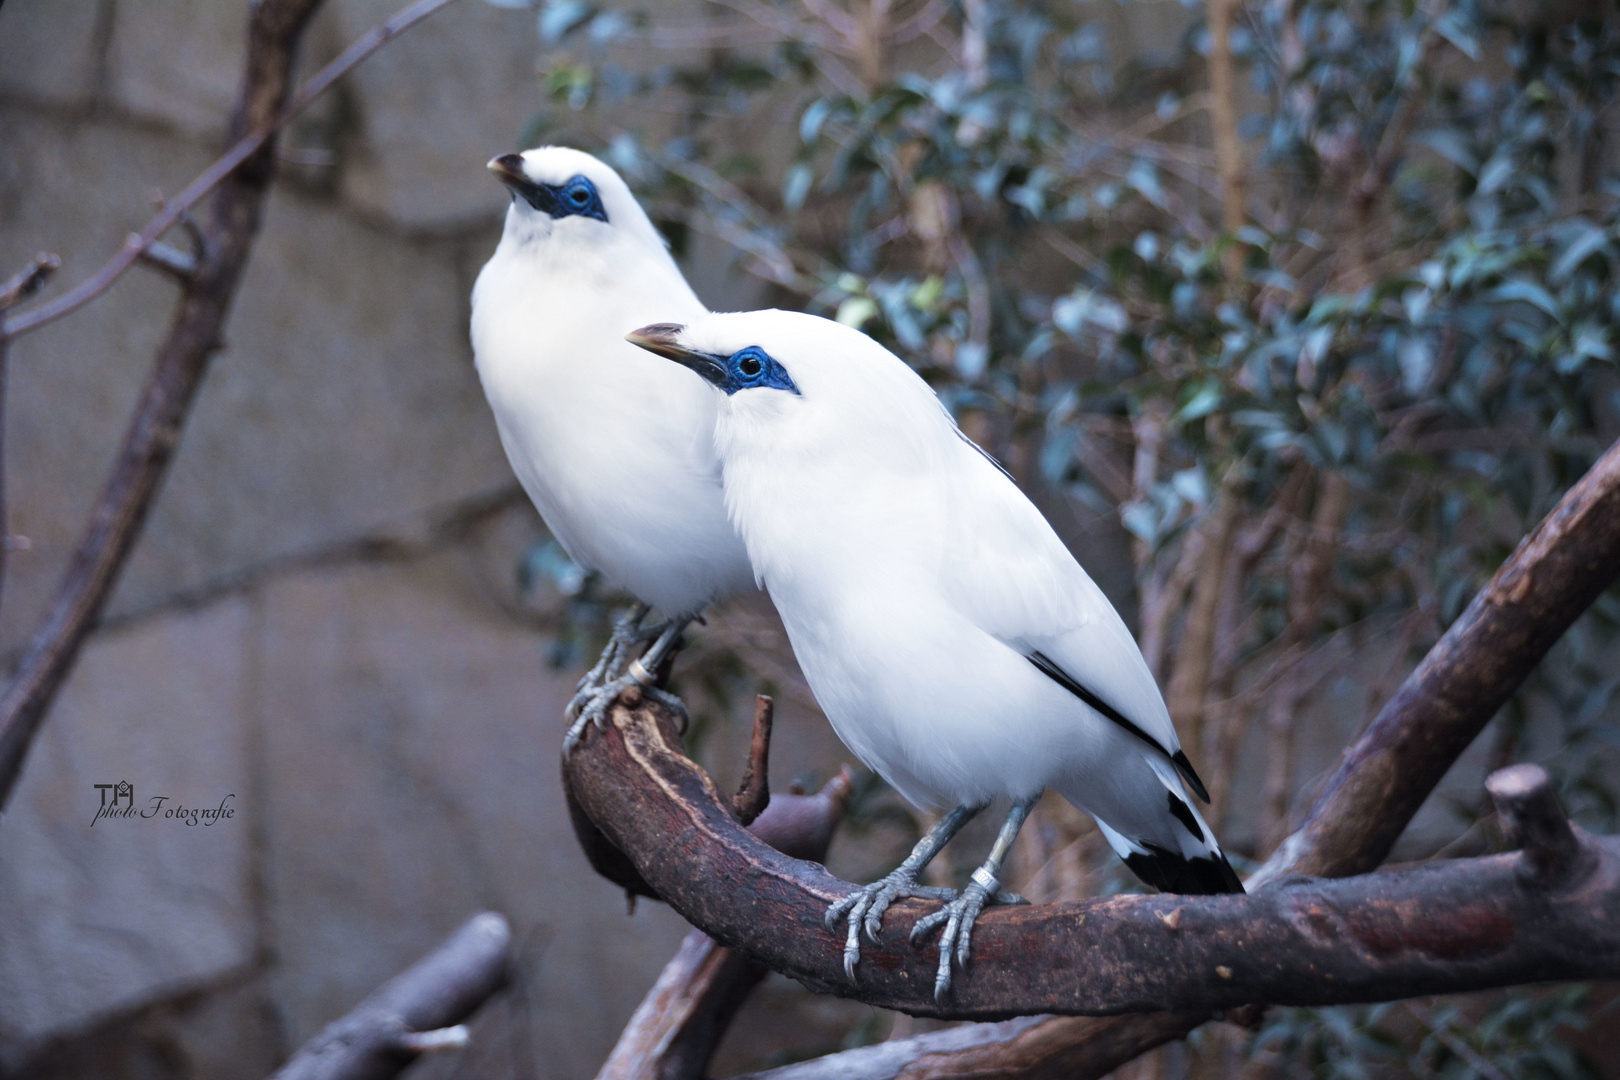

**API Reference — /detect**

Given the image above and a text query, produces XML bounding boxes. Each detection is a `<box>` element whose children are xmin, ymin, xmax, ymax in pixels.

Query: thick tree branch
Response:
<box><xmin>1252</xmin><ymin>435</ymin><xmax>1620</xmax><ymax>885</ymax></box>
<box><xmin>268</xmin><ymin>912</ymin><xmax>511</xmax><ymax>1080</ymax></box>
<box><xmin>567</xmin><ymin>699</ymin><xmax>1620</xmax><ymax>1020</ymax></box>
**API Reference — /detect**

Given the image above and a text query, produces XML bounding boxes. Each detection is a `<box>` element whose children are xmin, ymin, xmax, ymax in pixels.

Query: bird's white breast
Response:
<box><xmin>470</xmin><ymin>225</ymin><xmax>753</xmax><ymax>616</ymax></box>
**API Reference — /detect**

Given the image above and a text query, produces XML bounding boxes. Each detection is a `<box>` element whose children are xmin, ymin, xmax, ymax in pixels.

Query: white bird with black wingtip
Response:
<box><xmin>627</xmin><ymin>310</ymin><xmax>1244</xmax><ymax>999</ymax></box>
<box><xmin>471</xmin><ymin>147</ymin><xmax>754</xmax><ymax>747</ymax></box>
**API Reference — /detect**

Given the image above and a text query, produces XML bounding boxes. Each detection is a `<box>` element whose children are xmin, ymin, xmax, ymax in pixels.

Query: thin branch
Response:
<box><xmin>732</xmin><ymin>694</ymin><xmax>775</xmax><ymax>826</ymax></box>
<box><xmin>268</xmin><ymin>912</ymin><xmax>511</xmax><ymax>1080</ymax></box>
<box><xmin>737</xmin><ymin>1013</ymin><xmax>1202</xmax><ymax>1080</ymax></box>
<box><xmin>1165</xmin><ymin>467</ymin><xmax>1241</xmax><ymax>762</ymax></box>
<box><xmin>0</xmin><ymin>254</ymin><xmax>61</xmax><ymax>312</ymax></box>
<box><xmin>2</xmin><ymin>0</ymin><xmax>462</xmax><ymax>342</ymax></box>
<box><xmin>0</xmin><ymin>0</ymin><xmax>334</xmax><ymax>812</ymax></box>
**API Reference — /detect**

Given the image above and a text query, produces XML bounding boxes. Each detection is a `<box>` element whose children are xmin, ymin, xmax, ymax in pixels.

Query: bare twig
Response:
<box><xmin>1</xmin><ymin>0</ymin><xmax>462</xmax><ymax>342</ymax></box>
<box><xmin>268</xmin><ymin>912</ymin><xmax>511</xmax><ymax>1080</ymax></box>
<box><xmin>0</xmin><ymin>255</ymin><xmax>61</xmax><ymax>313</ymax></box>
<box><xmin>1165</xmin><ymin>469</ymin><xmax>1241</xmax><ymax>763</ymax></box>
<box><xmin>0</xmin><ymin>0</ymin><xmax>335</xmax><ymax>812</ymax></box>
<box><xmin>732</xmin><ymin>694</ymin><xmax>775</xmax><ymax>826</ymax></box>
<box><xmin>738</xmin><ymin>1013</ymin><xmax>1202</xmax><ymax>1080</ymax></box>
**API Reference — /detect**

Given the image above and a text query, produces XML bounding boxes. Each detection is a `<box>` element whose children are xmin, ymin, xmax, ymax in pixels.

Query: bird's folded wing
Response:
<box><xmin>938</xmin><ymin>440</ymin><xmax>1187</xmax><ymax>766</ymax></box>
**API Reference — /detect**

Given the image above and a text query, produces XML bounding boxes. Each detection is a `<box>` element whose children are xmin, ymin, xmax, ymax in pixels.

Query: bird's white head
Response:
<box><xmin>625</xmin><ymin>309</ymin><xmax>947</xmax><ymax>464</ymax></box>
<box><xmin>486</xmin><ymin>146</ymin><xmax>663</xmax><ymax>252</ymax></box>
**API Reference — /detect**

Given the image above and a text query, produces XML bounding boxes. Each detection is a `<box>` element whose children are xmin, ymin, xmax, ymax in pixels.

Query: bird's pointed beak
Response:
<box><xmin>626</xmin><ymin>324</ymin><xmax>728</xmax><ymax>386</ymax></box>
<box><xmin>487</xmin><ymin>153</ymin><xmax>528</xmax><ymax>191</ymax></box>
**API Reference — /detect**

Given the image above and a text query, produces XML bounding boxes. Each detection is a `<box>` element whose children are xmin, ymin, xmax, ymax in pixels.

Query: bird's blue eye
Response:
<box><xmin>737</xmin><ymin>352</ymin><xmax>764</xmax><ymax>379</ymax></box>
<box><xmin>567</xmin><ymin>182</ymin><xmax>590</xmax><ymax>206</ymax></box>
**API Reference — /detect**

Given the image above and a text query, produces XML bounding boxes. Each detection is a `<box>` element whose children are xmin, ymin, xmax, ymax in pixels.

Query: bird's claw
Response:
<box><xmin>824</xmin><ymin>870</ymin><xmax>932</xmax><ymax>982</ymax></box>
<box><xmin>562</xmin><ymin>676</ymin><xmax>689</xmax><ymax>756</ymax></box>
<box><xmin>908</xmin><ymin>871</ymin><xmax>1026</xmax><ymax>1001</ymax></box>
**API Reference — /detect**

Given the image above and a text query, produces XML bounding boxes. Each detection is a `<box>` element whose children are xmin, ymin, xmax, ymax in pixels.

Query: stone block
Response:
<box><xmin>255</xmin><ymin>550</ymin><xmax>695</xmax><ymax>1077</ymax></box>
<box><xmin>112</xmin><ymin>182</ymin><xmax>512</xmax><ymax>614</ymax></box>
<box><xmin>330</xmin><ymin>0</ymin><xmax>547</xmax><ymax>229</ymax></box>
<box><xmin>0</xmin><ymin>107</ymin><xmax>512</xmax><ymax>641</ymax></box>
<box><xmin>0</xmin><ymin>1</ymin><xmax>108</xmax><ymax>109</ymax></box>
<box><xmin>105</xmin><ymin>0</ymin><xmax>252</xmax><ymax>138</ymax></box>
<box><xmin>0</xmin><ymin>600</ymin><xmax>256</xmax><ymax>1053</ymax></box>
<box><xmin>0</xmin><ymin>109</ymin><xmax>213</xmax><ymax>656</ymax></box>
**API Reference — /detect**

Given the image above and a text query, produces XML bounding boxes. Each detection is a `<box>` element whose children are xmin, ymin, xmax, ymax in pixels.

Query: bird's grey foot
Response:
<box><xmin>822</xmin><ymin>803</ymin><xmax>983</xmax><ymax>982</ymax></box>
<box><xmin>825</xmin><ymin>867</ymin><xmax>938</xmax><ymax>981</ymax></box>
<box><xmin>910</xmin><ymin>867</ymin><xmax>1000</xmax><ymax>1001</ymax></box>
<box><xmin>562</xmin><ymin>617</ymin><xmax>689</xmax><ymax>754</ymax></box>
<box><xmin>908</xmin><ymin>796</ymin><xmax>1038</xmax><ymax>1001</ymax></box>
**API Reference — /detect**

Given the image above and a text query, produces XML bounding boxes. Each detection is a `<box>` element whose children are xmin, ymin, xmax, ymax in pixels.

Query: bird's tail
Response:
<box><xmin>1068</xmin><ymin>759</ymin><xmax>1245</xmax><ymax>896</ymax></box>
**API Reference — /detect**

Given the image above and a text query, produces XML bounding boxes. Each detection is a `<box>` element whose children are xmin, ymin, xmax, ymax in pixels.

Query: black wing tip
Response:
<box><xmin>1171</xmin><ymin>750</ymin><xmax>1211</xmax><ymax>804</ymax></box>
<box><xmin>1124</xmin><ymin>844</ymin><xmax>1246</xmax><ymax>896</ymax></box>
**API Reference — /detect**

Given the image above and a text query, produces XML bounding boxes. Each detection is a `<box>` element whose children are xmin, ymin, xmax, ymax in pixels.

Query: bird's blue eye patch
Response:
<box><xmin>511</xmin><ymin>172</ymin><xmax>609</xmax><ymax>223</ymax></box>
<box><xmin>724</xmin><ymin>346</ymin><xmax>799</xmax><ymax>396</ymax></box>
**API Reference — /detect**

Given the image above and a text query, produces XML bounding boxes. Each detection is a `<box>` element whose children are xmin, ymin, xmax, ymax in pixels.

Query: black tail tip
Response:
<box><xmin>1124</xmin><ymin>844</ymin><xmax>1245</xmax><ymax>895</ymax></box>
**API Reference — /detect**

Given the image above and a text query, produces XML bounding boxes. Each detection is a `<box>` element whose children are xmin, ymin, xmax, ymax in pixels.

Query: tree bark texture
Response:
<box><xmin>565</xmin><ymin>702</ymin><xmax>1620</xmax><ymax>1019</ymax></box>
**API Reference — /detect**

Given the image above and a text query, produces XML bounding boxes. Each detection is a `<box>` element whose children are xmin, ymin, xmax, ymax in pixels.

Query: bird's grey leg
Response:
<box><xmin>568</xmin><ymin>602</ymin><xmax>652</xmax><ymax>711</ymax></box>
<box><xmin>824</xmin><ymin>803</ymin><xmax>983</xmax><ymax>982</ymax></box>
<box><xmin>563</xmin><ymin>615</ymin><xmax>692</xmax><ymax>754</ymax></box>
<box><xmin>910</xmin><ymin>795</ymin><xmax>1039</xmax><ymax>1001</ymax></box>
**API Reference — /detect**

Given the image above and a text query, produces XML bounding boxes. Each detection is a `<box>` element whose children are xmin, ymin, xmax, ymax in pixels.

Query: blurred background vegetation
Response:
<box><xmin>505</xmin><ymin>0</ymin><xmax>1620</xmax><ymax>1074</ymax></box>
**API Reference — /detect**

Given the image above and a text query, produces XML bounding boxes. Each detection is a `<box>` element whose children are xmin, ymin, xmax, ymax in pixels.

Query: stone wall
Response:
<box><xmin>0</xmin><ymin>2</ymin><xmax>856</xmax><ymax>1074</ymax></box>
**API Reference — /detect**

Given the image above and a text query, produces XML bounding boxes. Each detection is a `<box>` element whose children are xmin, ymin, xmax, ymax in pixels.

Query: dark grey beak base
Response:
<box><xmin>626</xmin><ymin>324</ymin><xmax>728</xmax><ymax>386</ymax></box>
<box><xmin>487</xmin><ymin>153</ymin><xmax>562</xmax><ymax>216</ymax></box>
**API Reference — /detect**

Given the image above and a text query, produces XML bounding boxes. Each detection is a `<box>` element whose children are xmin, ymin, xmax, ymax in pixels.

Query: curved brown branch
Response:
<box><xmin>1253</xmin><ymin>435</ymin><xmax>1620</xmax><ymax>885</ymax></box>
<box><xmin>269</xmin><ymin>911</ymin><xmax>512</xmax><ymax>1080</ymax></box>
<box><xmin>0</xmin><ymin>0</ymin><xmax>327</xmax><ymax>810</ymax></box>
<box><xmin>566</xmin><ymin>700</ymin><xmax>1620</xmax><ymax>1019</ymax></box>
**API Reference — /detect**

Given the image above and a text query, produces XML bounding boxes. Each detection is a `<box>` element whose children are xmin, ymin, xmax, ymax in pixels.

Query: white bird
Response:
<box><xmin>471</xmin><ymin>147</ymin><xmax>754</xmax><ymax>746</ymax></box>
<box><xmin>627</xmin><ymin>311</ymin><xmax>1243</xmax><ymax>999</ymax></box>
